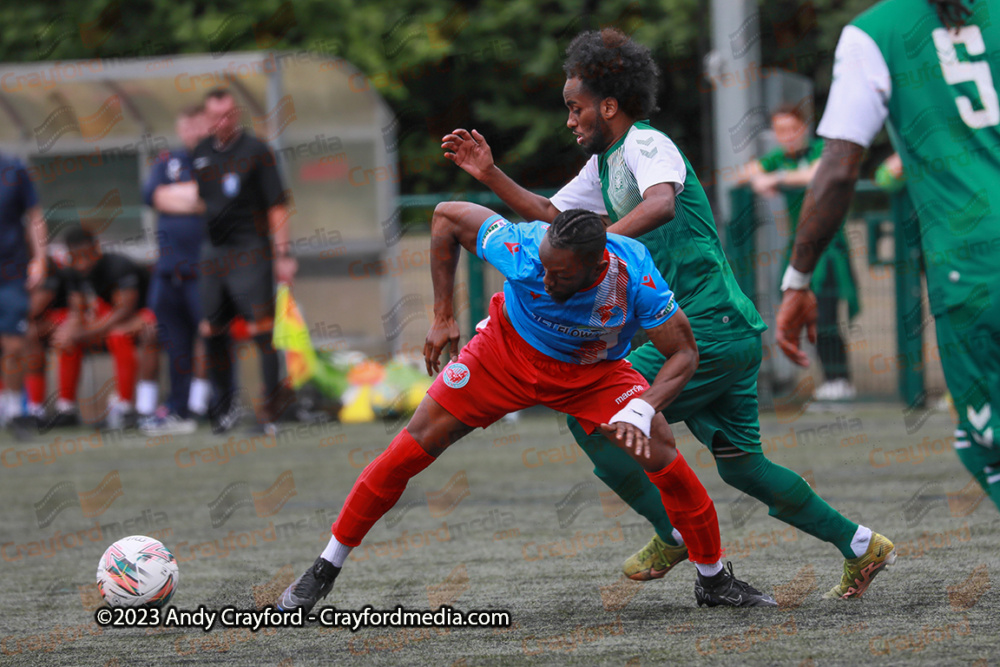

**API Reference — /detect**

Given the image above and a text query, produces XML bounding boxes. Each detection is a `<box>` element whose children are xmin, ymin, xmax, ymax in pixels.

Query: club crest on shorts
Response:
<box><xmin>443</xmin><ymin>362</ymin><xmax>470</xmax><ymax>388</ymax></box>
<box><xmin>222</xmin><ymin>172</ymin><xmax>240</xmax><ymax>197</ymax></box>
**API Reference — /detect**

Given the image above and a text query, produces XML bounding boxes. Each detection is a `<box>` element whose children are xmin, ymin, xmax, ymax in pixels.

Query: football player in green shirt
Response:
<box><xmin>444</xmin><ymin>28</ymin><xmax>891</xmax><ymax>600</ymax></box>
<box><xmin>736</xmin><ymin>104</ymin><xmax>860</xmax><ymax>401</ymax></box>
<box><xmin>779</xmin><ymin>0</ymin><xmax>1000</xmax><ymax>518</ymax></box>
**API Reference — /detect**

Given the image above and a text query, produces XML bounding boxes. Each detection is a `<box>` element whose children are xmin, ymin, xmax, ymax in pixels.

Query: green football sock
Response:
<box><xmin>954</xmin><ymin>444</ymin><xmax>1000</xmax><ymax>512</ymax></box>
<box><xmin>714</xmin><ymin>447</ymin><xmax>859</xmax><ymax>559</ymax></box>
<box><xmin>568</xmin><ymin>416</ymin><xmax>679</xmax><ymax>545</ymax></box>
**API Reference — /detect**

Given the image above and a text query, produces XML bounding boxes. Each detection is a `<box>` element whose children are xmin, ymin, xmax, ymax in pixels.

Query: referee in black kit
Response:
<box><xmin>192</xmin><ymin>87</ymin><xmax>296</xmax><ymax>434</ymax></box>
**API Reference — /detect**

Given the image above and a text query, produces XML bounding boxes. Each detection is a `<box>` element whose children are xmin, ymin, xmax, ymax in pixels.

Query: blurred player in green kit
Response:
<box><xmin>779</xmin><ymin>1</ymin><xmax>1000</xmax><ymax>514</ymax></box>
<box><xmin>444</xmin><ymin>28</ymin><xmax>893</xmax><ymax>600</ymax></box>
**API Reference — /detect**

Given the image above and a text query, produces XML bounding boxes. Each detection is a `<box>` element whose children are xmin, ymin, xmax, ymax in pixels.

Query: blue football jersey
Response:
<box><xmin>476</xmin><ymin>215</ymin><xmax>677</xmax><ymax>364</ymax></box>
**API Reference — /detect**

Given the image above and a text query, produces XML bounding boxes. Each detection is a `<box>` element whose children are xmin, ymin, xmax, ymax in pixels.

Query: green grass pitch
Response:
<box><xmin>1</xmin><ymin>406</ymin><xmax>998</xmax><ymax>666</ymax></box>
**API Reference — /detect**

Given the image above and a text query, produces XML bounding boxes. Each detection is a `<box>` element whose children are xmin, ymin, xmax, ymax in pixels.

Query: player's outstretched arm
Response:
<box><xmin>776</xmin><ymin>138</ymin><xmax>864</xmax><ymax>367</ymax></box>
<box><xmin>424</xmin><ymin>201</ymin><xmax>498</xmax><ymax>376</ymax></box>
<box><xmin>442</xmin><ymin>128</ymin><xmax>560</xmax><ymax>223</ymax></box>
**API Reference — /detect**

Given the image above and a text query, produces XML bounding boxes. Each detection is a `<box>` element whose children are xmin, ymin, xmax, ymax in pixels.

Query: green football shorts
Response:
<box><xmin>625</xmin><ymin>334</ymin><xmax>764</xmax><ymax>453</ymax></box>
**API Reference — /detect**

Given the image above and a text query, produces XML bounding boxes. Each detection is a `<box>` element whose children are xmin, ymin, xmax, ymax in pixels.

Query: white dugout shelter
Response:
<box><xmin>0</xmin><ymin>52</ymin><xmax>402</xmax><ymax>356</ymax></box>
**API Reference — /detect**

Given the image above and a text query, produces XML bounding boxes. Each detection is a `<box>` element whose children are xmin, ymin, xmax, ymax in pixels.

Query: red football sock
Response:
<box><xmin>646</xmin><ymin>452</ymin><xmax>722</xmax><ymax>564</ymax></box>
<box><xmin>107</xmin><ymin>334</ymin><xmax>137</xmax><ymax>403</ymax></box>
<box><xmin>59</xmin><ymin>347</ymin><xmax>83</xmax><ymax>402</ymax></box>
<box><xmin>332</xmin><ymin>429</ymin><xmax>436</xmax><ymax>547</ymax></box>
<box><xmin>25</xmin><ymin>373</ymin><xmax>46</xmax><ymax>405</ymax></box>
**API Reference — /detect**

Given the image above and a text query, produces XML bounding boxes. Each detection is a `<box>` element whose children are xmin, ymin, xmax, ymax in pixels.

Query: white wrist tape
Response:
<box><xmin>609</xmin><ymin>398</ymin><xmax>656</xmax><ymax>438</ymax></box>
<box><xmin>781</xmin><ymin>265</ymin><xmax>813</xmax><ymax>291</ymax></box>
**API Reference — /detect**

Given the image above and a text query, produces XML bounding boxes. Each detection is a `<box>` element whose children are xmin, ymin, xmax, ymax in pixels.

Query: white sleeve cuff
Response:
<box><xmin>609</xmin><ymin>398</ymin><xmax>655</xmax><ymax>438</ymax></box>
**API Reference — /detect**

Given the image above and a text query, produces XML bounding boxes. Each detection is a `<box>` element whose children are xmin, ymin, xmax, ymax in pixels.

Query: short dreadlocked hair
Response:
<box><xmin>563</xmin><ymin>28</ymin><xmax>660</xmax><ymax>119</ymax></box>
<box><xmin>930</xmin><ymin>0</ymin><xmax>972</xmax><ymax>28</ymax></box>
<box><xmin>547</xmin><ymin>209</ymin><xmax>606</xmax><ymax>263</ymax></box>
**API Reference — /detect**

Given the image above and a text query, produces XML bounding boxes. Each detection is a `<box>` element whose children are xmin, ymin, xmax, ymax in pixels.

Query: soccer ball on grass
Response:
<box><xmin>96</xmin><ymin>535</ymin><xmax>178</xmax><ymax>607</ymax></box>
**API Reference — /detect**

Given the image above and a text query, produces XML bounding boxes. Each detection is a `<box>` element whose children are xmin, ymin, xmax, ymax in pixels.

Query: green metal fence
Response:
<box><xmin>725</xmin><ymin>182</ymin><xmax>925</xmax><ymax>406</ymax></box>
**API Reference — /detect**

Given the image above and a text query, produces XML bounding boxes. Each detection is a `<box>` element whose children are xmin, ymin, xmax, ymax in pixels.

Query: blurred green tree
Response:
<box><xmin>0</xmin><ymin>0</ymin><xmax>882</xmax><ymax>195</ymax></box>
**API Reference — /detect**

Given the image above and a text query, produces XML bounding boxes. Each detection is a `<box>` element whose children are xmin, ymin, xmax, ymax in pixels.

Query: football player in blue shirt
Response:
<box><xmin>278</xmin><ymin>202</ymin><xmax>776</xmax><ymax>611</ymax></box>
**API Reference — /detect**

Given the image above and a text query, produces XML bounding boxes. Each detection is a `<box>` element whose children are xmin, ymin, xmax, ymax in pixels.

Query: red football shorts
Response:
<box><xmin>95</xmin><ymin>299</ymin><xmax>157</xmax><ymax>329</ymax></box>
<box><xmin>43</xmin><ymin>307</ymin><xmax>69</xmax><ymax>327</ymax></box>
<box><xmin>428</xmin><ymin>293</ymin><xmax>649</xmax><ymax>433</ymax></box>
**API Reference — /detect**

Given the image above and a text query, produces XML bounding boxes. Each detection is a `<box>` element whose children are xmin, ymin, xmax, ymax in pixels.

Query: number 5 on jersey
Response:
<box><xmin>933</xmin><ymin>26</ymin><xmax>1000</xmax><ymax>129</ymax></box>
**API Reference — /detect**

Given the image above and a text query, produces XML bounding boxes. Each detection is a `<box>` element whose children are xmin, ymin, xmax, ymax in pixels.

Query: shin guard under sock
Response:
<box><xmin>332</xmin><ymin>429</ymin><xmax>435</xmax><ymax>547</ymax></box>
<box><xmin>646</xmin><ymin>453</ymin><xmax>721</xmax><ymax>564</ymax></box>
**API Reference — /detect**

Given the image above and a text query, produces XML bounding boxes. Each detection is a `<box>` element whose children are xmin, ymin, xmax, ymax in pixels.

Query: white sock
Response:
<box><xmin>694</xmin><ymin>560</ymin><xmax>723</xmax><ymax>577</ymax></box>
<box><xmin>188</xmin><ymin>378</ymin><xmax>211</xmax><ymax>416</ymax></box>
<box><xmin>56</xmin><ymin>398</ymin><xmax>76</xmax><ymax>412</ymax></box>
<box><xmin>136</xmin><ymin>381</ymin><xmax>158</xmax><ymax>416</ymax></box>
<box><xmin>671</xmin><ymin>528</ymin><xmax>684</xmax><ymax>545</ymax></box>
<box><xmin>27</xmin><ymin>402</ymin><xmax>44</xmax><ymax>417</ymax></box>
<box><xmin>320</xmin><ymin>535</ymin><xmax>352</xmax><ymax>567</ymax></box>
<box><xmin>850</xmin><ymin>525</ymin><xmax>873</xmax><ymax>558</ymax></box>
<box><xmin>3</xmin><ymin>391</ymin><xmax>22</xmax><ymax>418</ymax></box>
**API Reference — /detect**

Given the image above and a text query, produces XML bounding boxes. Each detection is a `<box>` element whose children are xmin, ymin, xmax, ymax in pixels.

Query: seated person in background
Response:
<box><xmin>736</xmin><ymin>103</ymin><xmax>860</xmax><ymax>401</ymax></box>
<box><xmin>53</xmin><ymin>227</ymin><xmax>159</xmax><ymax>428</ymax></box>
<box><xmin>24</xmin><ymin>256</ymin><xmax>84</xmax><ymax>427</ymax></box>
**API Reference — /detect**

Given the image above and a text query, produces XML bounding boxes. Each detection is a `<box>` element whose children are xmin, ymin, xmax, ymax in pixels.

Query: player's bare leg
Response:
<box><xmin>278</xmin><ymin>395</ymin><xmax>474</xmax><ymax>613</ymax></box>
<box><xmin>599</xmin><ymin>413</ymin><xmax>776</xmax><ymax>607</ymax></box>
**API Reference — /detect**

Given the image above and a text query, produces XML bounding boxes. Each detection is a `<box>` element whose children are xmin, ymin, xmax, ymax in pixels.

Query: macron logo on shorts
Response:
<box><xmin>443</xmin><ymin>362</ymin><xmax>471</xmax><ymax>389</ymax></box>
<box><xmin>615</xmin><ymin>384</ymin><xmax>645</xmax><ymax>405</ymax></box>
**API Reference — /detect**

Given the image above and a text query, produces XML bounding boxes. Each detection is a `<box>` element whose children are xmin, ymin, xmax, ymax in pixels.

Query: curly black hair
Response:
<box><xmin>548</xmin><ymin>208</ymin><xmax>606</xmax><ymax>262</ymax></box>
<box><xmin>563</xmin><ymin>28</ymin><xmax>660</xmax><ymax>119</ymax></box>
<box><xmin>64</xmin><ymin>225</ymin><xmax>96</xmax><ymax>249</ymax></box>
<box><xmin>929</xmin><ymin>0</ymin><xmax>972</xmax><ymax>28</ymax></box>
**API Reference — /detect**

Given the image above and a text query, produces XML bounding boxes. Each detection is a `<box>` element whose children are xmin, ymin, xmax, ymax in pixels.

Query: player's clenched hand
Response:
<box><xmin>424</xmin><ymin>315</ymin><xmax>461</xmax><ymax>376</ymax></box>
<box><xmin>442</xmin><ymin>129</ymin><xmax>494</xmax><ymax>181</ymax></box>
<box><xmin>775</xmin><ymin>288</ymin><xmax>818</xmax><ymax>367</ymax></box>
<box><xmin>598</xmin><ymin>422</ymin><xmax>651</xmax><ymax>459</ymax></box>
